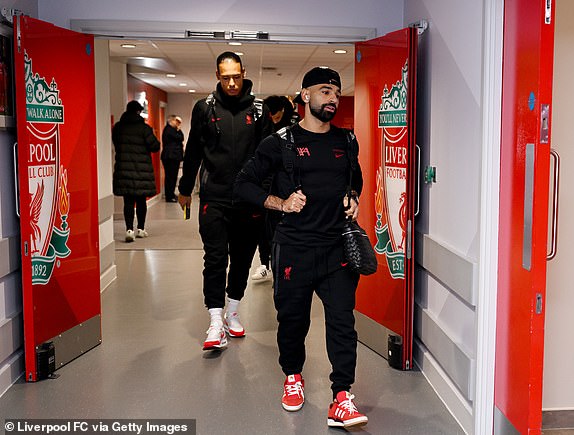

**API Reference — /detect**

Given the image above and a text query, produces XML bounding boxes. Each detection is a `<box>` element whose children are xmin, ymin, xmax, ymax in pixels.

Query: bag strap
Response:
<box><xmin>252</xmin><ymin>98</ymin><xmax>264</xmax><ymax>122</ymax></box>
<box><xmin>275</xmin><ymin>126</ymin><xmax>301</xmax><ymax>191</ymax></box>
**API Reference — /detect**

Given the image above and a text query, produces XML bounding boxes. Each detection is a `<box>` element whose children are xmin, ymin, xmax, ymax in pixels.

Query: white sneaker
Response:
<box><xmin>125</xmin><ymin>230</ymin><xmax>135</xmax><ymax>242</ymax></box>
<box><xmin>224</xmin><ymin>312</ymin><xmax>245</xmax><ymax>337</ymax></box>
<box><xmin>203</xmin><ymin>324</ymin><xmax>228</xmax><ymax>350</ymax></box>
<box><xmin>251</xmin><ymin>265</ymin><xmax>271</xmax><ymax>281</ymax></box>
<box><xmin>136</xmin><ymin>229</ymin><xmax>148</xmax><ymax>238</ymax></box>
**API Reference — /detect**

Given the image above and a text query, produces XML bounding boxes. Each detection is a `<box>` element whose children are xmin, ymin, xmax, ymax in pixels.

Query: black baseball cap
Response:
<box><xmin>126</xmin><ymin>100</ymin><xmax>144</xmax><ymax>113</ymax></box>
<box><xmin>293</xmin><ymin>67</ymin><xmax>342</xmax><ymax>105</ymax></box>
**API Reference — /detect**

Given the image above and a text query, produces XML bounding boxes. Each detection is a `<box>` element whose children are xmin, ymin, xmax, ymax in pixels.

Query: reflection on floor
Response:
<box><xmin>0</xmin><ymin>196</ymin><xmax>464</xmax><ymax>434</ymax></box>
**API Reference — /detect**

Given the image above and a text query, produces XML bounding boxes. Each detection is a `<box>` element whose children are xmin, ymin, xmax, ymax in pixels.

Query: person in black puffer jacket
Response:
<box><xmin>112</xmin><ymin>100</ymin><xmax>160</xmax><ymax>242</ymax></box>
<box><xmin>161</xmin><ymin>115</ymin><xmax>184</xmax><ymax>202</ymax></box>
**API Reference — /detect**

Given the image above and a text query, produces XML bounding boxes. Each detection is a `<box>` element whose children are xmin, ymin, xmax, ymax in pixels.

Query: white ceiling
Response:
<box><xmin>108</xmin><ymin>39</ymin><xmax>356</xmax><ymax>98</ymax></box>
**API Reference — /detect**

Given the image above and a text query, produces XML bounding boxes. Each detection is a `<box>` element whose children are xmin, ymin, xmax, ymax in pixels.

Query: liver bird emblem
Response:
<box><xmin>30</xmin><ymin>180</ymin><xmax>44</xmax><ymax>254</ymax></box>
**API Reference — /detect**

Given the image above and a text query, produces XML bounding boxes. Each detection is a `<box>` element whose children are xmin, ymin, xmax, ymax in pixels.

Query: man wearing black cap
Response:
<box><xmin>235</xmin><ymin>66</ymin><xmax>368</xmax><ymax>428</ymax></box>
<box><xmin>178</xmin><ymin>52</ymin><xmax>273</xmax><ymax>351</ymax></box>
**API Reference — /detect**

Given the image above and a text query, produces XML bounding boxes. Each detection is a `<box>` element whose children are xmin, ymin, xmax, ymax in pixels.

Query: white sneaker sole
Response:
<box><xmin>282</xmin><ymin>401</ymin><xmax>304</xmax><ymax>412</ymax></box>
<box><xmin>327</xmin><ymin>415</ymin><xmax>368</xmax><ymax>428</ymax></box>
<box><xmin>223</xmin><ymin>322</ymin><xmax>245</xmax><ymax>338</ymax></box>
<box><xmin>202</xmin><ymin>333</ymin><xmax>228</xmax><ymax>350</ymax></box>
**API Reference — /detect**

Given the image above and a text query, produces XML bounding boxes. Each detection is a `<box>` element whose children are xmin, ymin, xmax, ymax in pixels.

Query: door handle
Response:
<box><xmin>547</xmin><ymin>148</ymin><xmax>560</xmax><ymax>260</ymax></box>
<box><xmin>13</xmin><ymin>141</ymin><xmax>20</xmax><ymax>218</ymax></box>
<box><xmin>415</xmin><ymin>144</ymin><xmax>421</xmax><ymax>216</ymax></box>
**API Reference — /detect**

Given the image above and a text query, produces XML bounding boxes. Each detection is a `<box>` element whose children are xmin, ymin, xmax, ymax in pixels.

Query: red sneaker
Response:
<box><xmin>281</xmin><ymin>374</ymin><xmax>305</xmax><ymax>411</ymax></box>
<box><xmin>327</xmin><ymin>391</ymin><xmax>368</xmax><ymax>428</ymax></box>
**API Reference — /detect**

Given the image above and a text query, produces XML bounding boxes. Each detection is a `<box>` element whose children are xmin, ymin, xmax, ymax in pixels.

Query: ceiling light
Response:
<box><xmin>228</xmin><ymin>42</ymin><xmax>242</xmax><ymax>46</ymax></box>
<box><xmin>235</xmin><ymin>52</ymin><xmax>244</xmax><ymax>56</ymax></box>
<box><xmin>179</xmin><ymin>83</ymin><xmax>188</xmax><ymax>87</ymax></box>
<box><xmin>333</xmin><ymin>49</ymin><xmax>347</xmax><ymax>54</ymax></box>
<box><xmin>166</xmin><ymin>73</ymin><xmax>176</xmax><ymax>78</ymax></box>
<box><xmin>121</xmin><ymin>44</ymin><xmax>136</xmax><ymax>49</ymax></box>
<box><xmin>188</xmin><ymin>89</ymin><xmax>196</xmax><ymax>93</ymax></box>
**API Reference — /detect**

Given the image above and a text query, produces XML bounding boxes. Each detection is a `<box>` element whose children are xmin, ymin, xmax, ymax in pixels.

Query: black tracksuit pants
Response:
<box><xmin>162</xmin><ymin>159</ymin><xmax>180</xmax><ymax>201</ymax></box>
<box><xmin>198</xmin><ymin>201</ymin><xmax>261</xmax><ymax>309</ymax></box>
<box><xmin>272</xmin><ymin>242</ymin><xmax>360</xmax><ymax>397</ymax></box>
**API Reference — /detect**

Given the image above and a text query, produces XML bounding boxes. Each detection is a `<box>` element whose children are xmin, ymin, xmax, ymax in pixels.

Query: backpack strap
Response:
<box><xmin>275</xmin><ymin>126</ymin><xmax>300</xmax><ymax>190</ymax></box>
<box><xmin>252</xmin><ymin>98</ymin><xmax>264</xmax><ymax>122</ymax></box>
<box><xmin>204</xmin><ymin>92</ymin><xmax>220</xmax><ymax>138</ymax></box>
<box><xmin>345</xmin><ymin>129</ymin><xmax>360</xmax><ymax>203</ymax></box>
<box><xmin>346</xmin><ymin>130</ymin><xmax>359</xmax><ymax>172</ymax></box>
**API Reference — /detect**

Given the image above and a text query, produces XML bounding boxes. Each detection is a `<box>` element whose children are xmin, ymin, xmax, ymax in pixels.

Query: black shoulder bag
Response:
<box><xmin>342</xmin><ymin>134</ymin><xmax>378</xmax><ymax>276</ymax></box>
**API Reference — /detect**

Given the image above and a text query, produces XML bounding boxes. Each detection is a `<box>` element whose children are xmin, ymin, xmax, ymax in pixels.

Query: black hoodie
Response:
<box><xmin>178</xmin><ymin>79</ymin><xmax>273</xmax><ymax>204</ymax></box>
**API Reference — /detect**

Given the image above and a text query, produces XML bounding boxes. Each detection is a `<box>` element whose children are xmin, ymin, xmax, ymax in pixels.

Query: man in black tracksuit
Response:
<box><xmin>234</xmin><ymin>67</ymin><xmax>368</xmax><ymax>429</ymax></box>
<box><xmin>178</xmin><ymin>52</ymin><xmax>272</xmax><ymax>351</ymax></box>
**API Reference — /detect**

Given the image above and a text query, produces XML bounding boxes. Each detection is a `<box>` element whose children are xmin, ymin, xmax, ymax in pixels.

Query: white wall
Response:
<box><xmin>37</xmin><ymin>0</ymin><xmax>403</xmax><ymax>39</ymax></box>
<box><xmin>405</xmin><ymin>1</ymin><xmax>488</xmax><ymax>433</ymax></box>
<box><xmin>94</xmin><ymin>39</ymin><xmax>117</xmax><ymax>291</ymax></box>
<box><xmin>0</xmin><ymin>0</ymin><xmax>37</xmax><ymax>399</ymax></box>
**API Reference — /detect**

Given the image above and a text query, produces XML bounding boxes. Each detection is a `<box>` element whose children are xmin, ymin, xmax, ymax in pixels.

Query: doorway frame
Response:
<box><xmin>70</xmin><ymin>12</ymin><xmax>507</xmax><ymax>433</ymax></box>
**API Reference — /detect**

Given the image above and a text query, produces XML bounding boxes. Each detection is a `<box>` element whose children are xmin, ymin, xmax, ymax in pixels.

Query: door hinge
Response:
<box><xmin>409</xmin><ymin>19</ymin><xmax>428</xmax><ymax>35</ymax></box>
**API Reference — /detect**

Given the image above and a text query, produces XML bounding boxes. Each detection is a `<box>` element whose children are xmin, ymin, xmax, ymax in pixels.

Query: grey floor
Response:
<box><xmin>1</xmin><ymin>196</ymin><xmax>465</xmax><ymax>435</ymax></box>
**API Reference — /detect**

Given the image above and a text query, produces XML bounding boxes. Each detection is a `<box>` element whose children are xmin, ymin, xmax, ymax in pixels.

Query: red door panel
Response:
<box><xmin>496</xmin><ymin>0</ymin><xmax>555</xmax><ymax>432</ymax></box>
<box><xmin>354</xmin><ymin>28</ymin><xmax>417</xmax><ymax>369</ymax></box>
<box><xmin>14</xmin><ymin>16</ymin><xmax>101</xmax><ymax>381</ymax></box>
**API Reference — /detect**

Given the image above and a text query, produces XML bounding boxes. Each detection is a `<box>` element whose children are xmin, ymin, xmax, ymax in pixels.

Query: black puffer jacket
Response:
<box><xmin>112</xmin><ymin>111</ymin><xmax>160</xmax><ymax>197</ymax></box>
<box><xmin>178</xmin><ymin>79</ymin><xmax>273</xmax><ymax>204</ymax></box>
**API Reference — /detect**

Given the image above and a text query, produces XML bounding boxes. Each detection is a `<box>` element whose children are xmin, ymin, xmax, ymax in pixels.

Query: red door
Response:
<box><xmin>495</xmin><ymin>0</ymin><xmax>555</xmax><ymax>432</ymax></box>
<box><xmin>354</xmin><ymin>28</ymin><xmax>418</xmax><ymax>370</ymax></box>
<box><xmin>14</xmin><ymin>16</ymin><xmax>101</xmax><ymax>381</ymax></box>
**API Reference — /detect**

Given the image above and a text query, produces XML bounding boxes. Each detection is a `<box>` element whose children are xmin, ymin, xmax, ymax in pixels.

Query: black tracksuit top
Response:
<box><xmin>178</xmin><ymin>80</ymin><xmax>272</xmax><ymax>204</ymax></box>
<box><xmin>234</xmin><ymin>124</ymin><xmax>363</xmax><ymax>246</ymax></box>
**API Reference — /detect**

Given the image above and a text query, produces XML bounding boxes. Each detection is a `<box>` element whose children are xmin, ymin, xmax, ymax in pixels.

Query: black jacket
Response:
<box><xmin>178</xmin><ymin>79</ymin><xmax>273</xmax><ymax>204</ymax></box>
<box><xmin>161</xmin><ymin>123</ymin><xmax>184</xmax><ymax>161</ymax></box>
<box><xmin>234</xmin><ymin>124</ymin><xmax>363</xmax><ymax>246</ymax></box>
<box><xmin>112</xmin><ymin>111</ymin><xmax>160</xmax><ymax>197</ymax></box>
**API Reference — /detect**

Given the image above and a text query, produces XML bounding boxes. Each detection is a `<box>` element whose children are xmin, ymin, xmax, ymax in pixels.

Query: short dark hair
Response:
<box><xmin>126</xmin><ymin>100</ymin><xmax>144</xmax><ymax>113</ymax></box>
<box><xmin>216</xmin><ymin>51</ymin><xmax>243</xmax><ymax>71</ymax></box>
<box><xmin>264</xmin><ymin>95</ymin><xmax>284</xmax><ymax>115</ymax></box>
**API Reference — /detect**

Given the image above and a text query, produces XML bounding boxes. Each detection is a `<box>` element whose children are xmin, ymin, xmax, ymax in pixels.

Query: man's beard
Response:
<box><xmin>310</xmin><ymin>103</ymin><xmax>337</xmax><ymax>122</ymax></box>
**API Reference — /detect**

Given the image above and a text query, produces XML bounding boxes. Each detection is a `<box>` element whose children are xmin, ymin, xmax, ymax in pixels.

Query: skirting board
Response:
<box><xmin>100</xmin><ymin>264</ymin><xmax>117</xmax><ymax>292</ymax></box>
<box><xmin>413</xmin><ymin>338</ymin><xmax>472</xmax><ymax>434</ymax></box>
<box><xmin>0</xmin><ymin>351</ymin><xmax>24</xmax><ymax>398</ymax></box>
<box><xmin>542</xmin><ymin>410</ymin><xmax>574</xmax><ymax>430</ymax></box>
